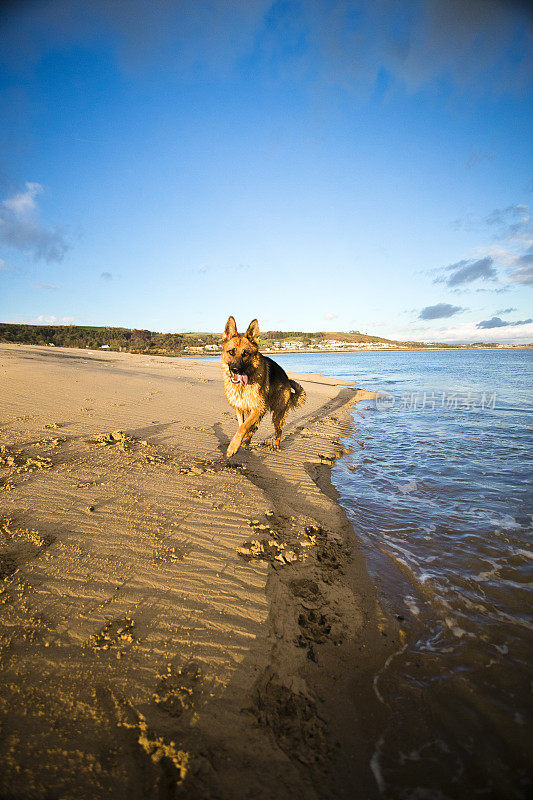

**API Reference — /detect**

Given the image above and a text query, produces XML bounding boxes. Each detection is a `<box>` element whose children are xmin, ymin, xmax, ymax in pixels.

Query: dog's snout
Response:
<box><xmin>230</xmin><ymin>361</ymin><xmax>246</xmax><ymax>374</ymax></box>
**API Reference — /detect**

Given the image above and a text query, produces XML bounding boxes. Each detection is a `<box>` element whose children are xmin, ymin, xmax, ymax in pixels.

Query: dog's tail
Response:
<box><xmin>289</xmin><ymin>379</ymin><xmax>306</xmax><ymax>409</ymax></box>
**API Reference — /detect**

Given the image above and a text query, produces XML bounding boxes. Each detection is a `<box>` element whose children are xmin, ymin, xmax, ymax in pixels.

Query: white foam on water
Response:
<box><xmin>488</xmin><ymin>514</ymin><xmax>524</xmax><ymax>531</ymax></box>
<box><xmin>369</xmin><ymin>733</ymin><xmax>387</xmax><ymax>795</ymax></box>
<box><xmin>493</xmin><ymin>643</ymin><xmax>509</xmax><ymax>655</ymax></box>
<box><xmin>409</xmin><ymin>788</ymin><xmax>451</xmax><ymax>800</ymax></box>
<box><xmin>404</xmin><ymin>596</ymin><xmax>421</xmax><ymax>616</ymax></box>
<box><xmin>398</xmin><ymin>739</ymin><xmax>451</xmax><ymax>768</ymax></box>
<box><xmin>373</xmin><ymin>640</ymin><xmax>409</xmax><ymax>706</ymax></box>
<box><xmin>494</xmin><ymin>608</ymin><xmax>533</xmax><ymax>631</ymax></box>
<box><xmin>473</xmin><ymin>558</ymin><xmax>500</xmax><ymax>582</ymax></box>
<box><xmin>444</xmin><ymin>617</ymin><xmax>470</xmax><ymax>639</ymax></box>
<box><xmin>398</xmin><ymin>480</ymin><xmax>418</xmax><ymax>495</ymax></box>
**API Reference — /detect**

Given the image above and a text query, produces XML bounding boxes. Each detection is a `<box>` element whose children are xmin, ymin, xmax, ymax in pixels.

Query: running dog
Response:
<box><xmin>221</xmin><ymin>316</ymin><xmax>306</xmax><ymax>457</ymax></box>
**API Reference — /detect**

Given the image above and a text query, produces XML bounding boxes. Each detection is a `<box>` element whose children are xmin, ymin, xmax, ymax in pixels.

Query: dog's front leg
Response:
<box><xmin>227</xmin><ymin>409</ymin><xmax>262</xmax><ymax>458</ymax></box>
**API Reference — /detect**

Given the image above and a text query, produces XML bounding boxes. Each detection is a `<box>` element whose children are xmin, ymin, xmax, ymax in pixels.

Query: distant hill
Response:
<box><xmin>0</xmin><ymin>324</ymin><xmax>211</xmax><ymax>354</ymax></box>
<box><xmin>0</xmin><ymin>322</ymin><xmax>507</xmax><ymax>353</ymax></box>
<box><xmin>261</xmin><ymin>330</ymin><xmax>399</xmax><ymax>345</ymax></box>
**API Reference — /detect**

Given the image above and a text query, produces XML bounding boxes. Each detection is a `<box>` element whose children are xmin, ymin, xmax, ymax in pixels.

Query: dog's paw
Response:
<box><xmin>226</xmin><ymin>436</ymin><xmax>241</xmax><ymax>458</ymax></box>
<box><xmin>269</xmin><ymin>438</ymin><xmax>280</xmax><ymax>451</ymax></box>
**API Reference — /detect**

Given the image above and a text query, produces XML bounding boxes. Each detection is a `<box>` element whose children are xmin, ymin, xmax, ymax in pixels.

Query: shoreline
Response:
<box><xmin>1</xmin><ymin>340</ymin><xmax>531</xmax><ymax>362</ymax></box>
<box><xmin>0</xmin><ymin>343</ymin><xmax>399</xmax><ymax>798</ymax></box>
<box><xmin>232</xmin><ymin>385</ymin><xmax>398</xmax><ymax>799</ymax></box>
<box><xmin>193</xmin><ymin>345</ymin><xmax>533</xmax><ymax>356</ymax></box>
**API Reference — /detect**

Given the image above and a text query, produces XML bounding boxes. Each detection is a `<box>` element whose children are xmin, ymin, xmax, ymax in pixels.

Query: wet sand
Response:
<box><xmin>0</xmin><ymin>343</ymin><xmax>400</xmax><ymax>800</ymax></box>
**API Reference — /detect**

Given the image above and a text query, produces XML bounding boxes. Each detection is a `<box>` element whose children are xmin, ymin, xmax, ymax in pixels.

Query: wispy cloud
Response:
<box><xmin>193</xmin><ymin>263</ymin><xmax>250</xmax><ymax>275</ymax></box>
<box><xmin>100</xmin><ymin>271</ymin><xmax>113</xmax><ymax>281</ymax></box>
<box><xmin>419</xmin><ymin>303</ymin><xmax>462</xmax><ymax>320</ymax></box>
<box><xmin>0</xmin><ymin>182</ymin><xmax>70</xmax><ymax>263</ymax></box>
<box><xmin>484</xmin><ymin>206</ymin><xmax>533</xmax><ymax>285</ymax></box>
<box><xmin>496</xmin><ymin>307</ymin><xmax>517</xmax><ymax>315</ymax></box>
<box><xmin>440</xmin><ymin>204</ymin><xmax>533</xmax><ymax>291</ymax></box>
<box><xmin>434</xmin><ymin>256</ymin><xmax>497</xmax><ymax>287</ymax></box>
<box><xmin>485</xmin><ymin>203</ymin><xmax>530</xmax><ymax>232</ymax></box>
<box><xmin>477</xmin><ymin>316</ymin><xmax>533</xmax><ymax>329</ymax></box>
<box><xmin>507</xmin><ymin>257</ymin><xmax>533</xmax><ymax>287</ymax></box>
<box><xmin>324</xmin><ymin>311</ymin><xmax>338</xmax><ymax>320</ymax></box>
<box><xmin>465</xmin><ymin>149</ymin><xmax>493</xmax><ymax>169</ymax></box>
<box><xmin>29</xmin><ymin>282</ymin><xmax>60</xmax><ymax>290</ymax></box>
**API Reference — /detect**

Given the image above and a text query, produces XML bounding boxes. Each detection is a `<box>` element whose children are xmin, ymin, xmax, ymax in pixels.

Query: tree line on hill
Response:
<box><xmin>0</xmin><ymin>324</ymin><xmax>203</xmax><ymax>353</ymax></box>
<box><xmin>0</xmin><ymin>323</ymin><xmax>394</xmax><ymax>353</ymax></box>
<box><xmin>0</xmin><ymin>322</ymin><xmax>501</xmax><ymax>352</ymax></box>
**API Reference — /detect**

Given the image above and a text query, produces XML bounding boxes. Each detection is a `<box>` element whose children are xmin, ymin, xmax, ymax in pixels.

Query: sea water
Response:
<box><xmin>273</xmin><ymin>349</ymin><xmax>532</xmax><ymax>800</ymax></box>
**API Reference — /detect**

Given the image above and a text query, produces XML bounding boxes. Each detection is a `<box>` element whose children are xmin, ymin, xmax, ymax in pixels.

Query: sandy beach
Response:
<box><xmin>0</xmin><ymin>343</ymin><xmax>400</xmax><ymax>800</ymax></box>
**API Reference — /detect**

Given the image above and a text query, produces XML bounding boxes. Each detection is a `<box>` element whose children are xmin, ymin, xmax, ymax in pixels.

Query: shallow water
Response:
<box><xmin>273</xmin><ymin>349</ymin><xmax>533</xmax><ymax>800</ymax></box>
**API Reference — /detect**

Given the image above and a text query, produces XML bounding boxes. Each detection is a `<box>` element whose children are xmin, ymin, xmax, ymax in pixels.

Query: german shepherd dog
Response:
<box><xmin>222</xmin><ymin>316</ymin><xmax>306</xmax><ymax>457</ymax></box>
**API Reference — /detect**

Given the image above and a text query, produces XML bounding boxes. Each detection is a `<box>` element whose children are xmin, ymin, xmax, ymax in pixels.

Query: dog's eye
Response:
<box><xmin>228</xmin><ymin>348</ymin><xmax>235</xmax><ymax>356</ymax></box>
<box><xmin>242</xmin><ymin>350</ymin><xmax>249</xmax><ymax>359</ymax></box>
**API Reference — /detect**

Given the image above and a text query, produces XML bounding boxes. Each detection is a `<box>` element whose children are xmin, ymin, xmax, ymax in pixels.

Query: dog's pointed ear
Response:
<box><xmin>245</xmin><ymin>318</ymin><xmax>259</xmax><ymax>345</ymax></box>
<box><xmin>223</xmin><ymin>316</ymin><xmax>237</xmax><ymax>342</ymax></box>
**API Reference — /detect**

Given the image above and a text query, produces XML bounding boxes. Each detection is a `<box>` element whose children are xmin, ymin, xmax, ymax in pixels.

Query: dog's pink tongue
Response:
<box><xmin>239</xmin><ymin>374</ymin><xmax>248</xmax><ymax>385</ymax></box>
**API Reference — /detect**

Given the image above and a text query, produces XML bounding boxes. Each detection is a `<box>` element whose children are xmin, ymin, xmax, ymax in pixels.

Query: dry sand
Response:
<box><xmin>0</xmin><ymin>343</ymin><xmax>400</xmax><ymax>800</ymax></box>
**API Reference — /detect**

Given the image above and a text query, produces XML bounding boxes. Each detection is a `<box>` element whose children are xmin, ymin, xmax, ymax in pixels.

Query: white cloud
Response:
<box><xmin>3</xmin><ymin>182</ymin><xmax>43</xmax><ymax>215</ymax></box>
<box><xmin>380</xmin><ymin>320</ymin><xmax>533</xmax><ymax>345</ymax></box>
<box><xmin>0</xmin><ymin>182</ymin><xmax>69</xmax><ymax>262</ymax></box>
<box><xmin>436</xmin><ymin>320</ymin><xmax>533</xmax><ymax>343</ymax></box>
<box><xmin>324</xmin><ymin>311</ymin><xmax>338</xmax><ymax>320</ymax></box>
<box><xmin>8</xmin><ymin>314</ymin><xmax>76</xmax><ymax>325</ymax></box>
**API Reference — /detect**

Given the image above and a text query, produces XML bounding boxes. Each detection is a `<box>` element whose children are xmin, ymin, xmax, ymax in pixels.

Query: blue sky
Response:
<box><xmin>1</xmin><ymin>0</ymin><xmax>532</xmax><ymax>343</ymax></box>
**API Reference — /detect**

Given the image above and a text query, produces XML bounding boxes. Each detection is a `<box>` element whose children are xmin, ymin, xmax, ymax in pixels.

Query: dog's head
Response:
<box><xmin>221</xmin><ymin>316</ymin><xmax>260</xmax><ymax>385</ymax></box>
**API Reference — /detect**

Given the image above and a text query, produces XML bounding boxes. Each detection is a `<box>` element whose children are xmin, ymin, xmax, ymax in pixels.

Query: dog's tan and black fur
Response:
<box><xmin>222</xmin><ymin>316</ymin><xmax>306</xmax><ymax>457</ymax></box>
